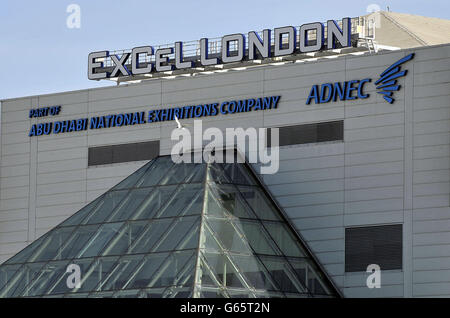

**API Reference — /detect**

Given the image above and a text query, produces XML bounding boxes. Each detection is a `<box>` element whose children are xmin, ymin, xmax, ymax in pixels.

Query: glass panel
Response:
<box><xmin>135</xmin><ymin>156</ymin><xmax>174</xmax><ymax>188</ymax></box>
<box><xmin>113</xmin><ymin>161</ymin><xmax>153</xmax><ymax>190</ymax></box>
<box><xmin>287</xmin><ymin>258</ymin><xmax>308</xmax><ymax>288</ymax></box>
<box><xmin>238</xmin><ymin>186</ymin><xmax>281</xmax><ymax>221</ymax></box>
<box><xmin>155</xmin><ymin>184</ymin><xmax>204</xmax><ymax>218</ymax></box>
<box><xmin>235</xmin><ymin>220</ymin><xmax>280</xmax><ymax>256</ymax></box>
<box><xmin>96</xmin><ymin>254</ymin><xmax>144</xmax><ymax>291</ymax></box>
<box><xmin>102</xmin><ymin>221</ymin><xmax>148</xmax><ymax>256</ymax></box>
<box><xmin>208</xmin><ymin>163</ymin><xmax>232</xmax><ymax>184</ymax></box>
<box><xmin>227</xmin><ymin>289</ymin><xmax>256</xmax><ymax>298</ymax></box>
<box><xmin>56</xmin><ymin>224</ymin><xmax>100</xmax><ymax>260</ymax></box>
<box><xmin>129</xmin><ymin>219</ymin><xmax>172</xmax><ymax>254</ymax></box>
<box><xmin>60</xmin><ymin>195</ymin><xmax>104</xmax><ymax>227</ymax></box>
<box><xmin>229</xmin><ymin>288</ymin><xmax>284</xmax><ymax>298</ymax></box>
<box><xmin>223</xmin><ymin>163</ymin><xmax>256</xmax><ymax>185</ymax></box>
<box><xmin>163</xmin><ymin>286</ymin><xmax>192</xmax><ymax>298</ymax></box>
<box><xmin>77</xmin><ymin>222</ymin><xmax>124</xmax><ymax>258</ymax></box>
<box><xmin>205</xmin><ymin>184</ymin><xmax>254</xmax><ymax>219</ymax></box>
<box><xmin>142</xmin><ymin>251</ymin><xmax>195</xmax><ymax>288</ymax></box>
<box><xmin>307</xmin><ymin>266</ymin><xmax>331</xmax><ymax>295</ymax></box>
<box><xmin>228</xmin><ymin>254</ymin><xmax>278</xmax><ymax>291</ymax></box>
<box><xmin>129</xmin><ymin>219</ymin><xmax>173</xmax><ymax>254</ymax></box>
<box><xmin>140</xmin><ymin>288</ymin><xmax>166</xmax><ymax>298</ymax></box>
<box><xmin>124</xmin><ymin>217</ymin><xmax>199</xmax><ymax>255</ymax></box>
<box><xmin>204</xmin><ymin>187</ymin><xmax>228</xmax><ymax>218</ymax></box>
<box><xmin>200</xmin><ymin>253</ymin><xmax>246</xmax><ymax>289</ymax></box>
<box><xmin>28</xmin><ymin>227</ymin><xmax>76</xmax><ymax>262</ymax></box>
<box><xmin>64</xmin><ymin>293</ymin><xmax>89</xmax><ymax>298</ymax></box>
<box><xmin>203</xmin><ymin>224</ymin><xmax>224</xmax><ymax>254</ymax></box>
<box><xmin>82</xmin><ymin>190</ymin><xmax>129</xmax><ymax>224</ymax></box>
<box><xmin>153</xmin><ymin>216</ymin><xmax>200</xmax><ymax>252</ymax></box>
<box><xmin>21</xmin><ymin>260</ymin><xmax>69</xmax><ymax>297</ymax></box>
<box><xmin>131</xmin><ymin>186</ymin><xmax>177</xmax><ymax>220</ymax></box>
<box><xmin>4</xmin><ymin>234</ymin><xmax>49</xmax><ymax>265</ymax></box>
<box><xmin>88</xmin><ymin>291</ymin><xmax>114</xmax><ymax>298</ymax></box>
<box><xmin>0</xmin><ymin>262</ymin><xmax>46</xmax><ymax>297</ymax></box>
<box><xmin>197</xmin><ymin>287</ymin><xmax>228</xmax><ymax>298</ymax></box>
<box><xmin>158</xmin><ymin>162</ymin><xmax>205</xmax><ymax>185</ymax></box>
<box><xmin>258</xmin><ymin>256</ymin><xmax>306</xmax><ymax>294</ymax></box>
<box><xmin>113</xmin><ymin>289</ymin><xmax>142</xmax><ymax>298</ymax></box>
<box><xmin>162</xmin><ymin>252</ymin><xmax>196</xmax><ymax>289</ymax></box>
<box><xmin>107</xmin><ymin>188</ymin><xmax>154</xmax><ymax>222</ymax></box>
<box><xmin>69</xmin><ymin>257</ymin><xmax>119</xmax><ymax>294</ymax></box>
<box><xmin>265</xmin><ymin>222</ymin><xmax>306</xmax><ymax>257</ymax></box>
<box><xmin>0</xmin><ymin>264</ymin><xmax>22</xmax><ymax>290</ymax></box>
<box><xmin>197</xmin><ymin>258</ymin><xmax>220</xmax><ymax>287</ymax></box>
<box><xmin>205</xmin><ymin>218</ymin><xmax>250</xmax><ymax>254</ymax></box>
<box><xmin>47</xmin><ymin>258</ymin><xmax>95</xmax><ymax>295</ymax></box>
<box><xmin>185</xmin><ymin>163</ymin><xmax>206</xmax><ymax>183</ymax></box>
<box><xmin>124</xmin><ymin>253</ymin><xmax>168</xmax><ymax>289</ymax></box>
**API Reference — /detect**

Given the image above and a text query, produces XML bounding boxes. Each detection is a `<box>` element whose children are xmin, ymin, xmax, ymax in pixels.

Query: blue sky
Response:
<box><xmin>1</xmin><ymin>0</ymin><xmax>449</xmax><ymax>100</ymax></box>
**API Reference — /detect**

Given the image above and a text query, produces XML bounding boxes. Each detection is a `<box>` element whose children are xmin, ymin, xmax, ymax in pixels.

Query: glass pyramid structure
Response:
<box><xmin>0</xmin><ymin>155</ymin><xmax>340</xmax><ymax>298</ymax></box>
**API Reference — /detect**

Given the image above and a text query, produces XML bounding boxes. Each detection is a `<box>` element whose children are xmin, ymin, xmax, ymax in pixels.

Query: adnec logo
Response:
<box><xmin>306</xmin><ymin>53</ymin><xmax>414</xmax><ymax>105</ymax></box>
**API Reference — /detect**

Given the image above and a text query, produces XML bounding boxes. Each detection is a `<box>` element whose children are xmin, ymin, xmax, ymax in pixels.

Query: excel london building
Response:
<box><xmin>0</xmin><ymin>11</ymin><xmax>449</xmax><ymax>298</ymax></box>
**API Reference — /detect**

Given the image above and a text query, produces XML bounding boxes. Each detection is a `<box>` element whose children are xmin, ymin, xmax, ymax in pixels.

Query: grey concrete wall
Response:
<box><xmin>0</xmin><ymin>44</ymin><xmax>449</xmax><ymax>297</ymax></box>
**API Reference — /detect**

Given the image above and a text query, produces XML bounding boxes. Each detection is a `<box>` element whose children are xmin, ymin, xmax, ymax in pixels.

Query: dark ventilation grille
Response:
<box><xmin>267</xmin><ymin>120</ymin><xmax>343</xmax><ymax>147</ymax></box>
<box><xmin>88</xmin><ymin>141</ymin><xmax>160</xmax><ymax>166</ymax></box>
<box><xmin>345</xmin><ymin>224</ymin><xmax>402</xmax><ymax>272</ymax></box>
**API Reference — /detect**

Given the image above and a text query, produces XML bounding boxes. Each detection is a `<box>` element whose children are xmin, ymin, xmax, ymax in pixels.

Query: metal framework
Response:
<box><xmin>0</xmin><ymin>155</ymin><xmax>341</xmax><ymax>298</ymax></box>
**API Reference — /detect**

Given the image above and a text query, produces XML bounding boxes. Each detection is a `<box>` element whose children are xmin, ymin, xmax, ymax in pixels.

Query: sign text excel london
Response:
<box><xmin>88</xmin><ymin>18</ymin><xmax>352</xmax><ymax>80</ymax></box>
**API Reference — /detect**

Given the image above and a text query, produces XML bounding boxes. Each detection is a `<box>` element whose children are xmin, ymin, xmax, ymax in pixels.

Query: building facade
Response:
<box><xmin>0</xmin><ymin>36</ymin><xmax>449</xmax><ymax>296</ymax></box>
